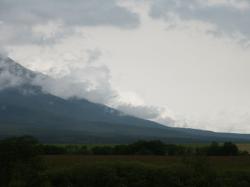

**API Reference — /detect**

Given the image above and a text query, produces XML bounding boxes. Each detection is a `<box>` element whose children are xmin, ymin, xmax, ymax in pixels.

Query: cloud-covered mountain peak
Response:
<box><xmin>0</xmin><ymin>56</ymin><xmax>35</xmax><ymax>78</ymax></box>
<box><xmin>0</xmin><ymin>56</ymin><xmax>39</xmax><ymax>90</ymax></box>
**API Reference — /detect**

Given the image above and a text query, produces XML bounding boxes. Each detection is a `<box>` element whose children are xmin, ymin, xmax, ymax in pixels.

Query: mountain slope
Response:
<box><xmin>0</xmin><ymin>56</ymin><xmax>250</xmax><ymax>143</ymax></box>
<box><xmin>0</xmin><ymin>87</ymin><xmax>196</xmax><ymax>143</ymax></box>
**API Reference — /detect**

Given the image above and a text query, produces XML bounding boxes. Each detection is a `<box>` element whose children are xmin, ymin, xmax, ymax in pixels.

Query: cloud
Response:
<box><xmin>32</xmin><ymin>64</ymin><xmax>118</xmax><ymax>105</ymax></box>
<box><xmin>0</xmin><ymin>0</ymin><xmax>172</xmax><ymax>125</ymax></box>
<box><xmin>0</xmin><ymin>0</ymin><xmax>139</xmax><ymax>27</ymax></box>
<box><xmin>0</xmin><ymin>48</ymin><xmax>8</xmax><ymax>57</ymax></box>
<box><xmin>0</xmin><ymin>71</ymin><xmax>24</xmax><ymax>89</ymax></box>
<box><xmin>0</xmin><ymin>49</ymin><xmax>118</xmax><ymax>105</ymax></box>
<box><xmin>116</xmin><ymin>104</ymin><xmax>163</xmax><ymax>119</ymax></box>
<box><xmin>28</xmin><ymin>51</ymin><xmax>172</xmax><ymax>123</ymax></box>
<box><xmin>149</xmin><ymin>0</ymin><xmax>250</xmax><ymax>40</ymax></box>
<box><xmin>0</xmin><ymin>0</ymin><xmax>140</xmax><ymax>45</ymax></box>
<box><xmin>3</xmin><ymin>0</ymin><xmax>250</xmax><ymax>132</ymax></box>
<box><xmin>1</xmin><ymin>45</ymin><xmax>175</xmax><ymax>125</ymax></box>
<box><xmin>0</xmin><ymin>56</ymin><xmax>26</xmax><ymax>89</ymax></box>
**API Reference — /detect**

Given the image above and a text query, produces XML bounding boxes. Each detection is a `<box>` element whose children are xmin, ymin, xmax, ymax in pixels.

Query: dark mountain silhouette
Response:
<box><xmin>0</xmin><ymin>56</ymin><xmax>250</xmax><ymax>143</ymax></box>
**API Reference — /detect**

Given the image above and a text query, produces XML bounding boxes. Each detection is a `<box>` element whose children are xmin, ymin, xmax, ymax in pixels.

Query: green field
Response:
<box><xmin>44</xmin><ymin>155</ymin><xmax>250</xmax><ymax>172</ymax></box>
<box><xmin>42</xmin><ymin>155</ymin><xmax>250</xmax><ymax>187</ymax></box>
<box><xmin>42</xmin><ymin>142</ymin><xmax>250</xmax><ymax>173</ymax></box>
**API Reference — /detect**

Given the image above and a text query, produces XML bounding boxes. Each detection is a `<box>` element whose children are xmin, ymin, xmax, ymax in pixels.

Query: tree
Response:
<box><xmin>0</xmin><ymin>136</ymin><xmax>49</xmax><ymax>187</ymax></box>
<box><xmin>130</xmin><ymin>140</ymin><xmax>166</xmax><ymax>155</ymax></box>
<box><xmin>207</xmin><ymin>141</ymin><xmax>221</xmax><ymax>155</ymax></box>
<box><xmin>221</xmin><ymin>142</ymin><xmax>239</xmax><ymax>156</ymax></box>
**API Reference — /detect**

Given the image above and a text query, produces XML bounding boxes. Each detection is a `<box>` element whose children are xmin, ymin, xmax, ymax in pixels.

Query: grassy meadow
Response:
<box><xmin>44</xmin><ymin>155</ymin><xmax>250</xmax><ymax>172</ymax></box>
<box><xmin>43</xmin><ymin>154</ymin><xmax>250</xmax><ymax>187</ymax></box>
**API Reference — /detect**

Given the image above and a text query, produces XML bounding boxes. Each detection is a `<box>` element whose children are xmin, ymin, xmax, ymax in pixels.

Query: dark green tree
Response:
<box><xmin>221</xmin><ymin>142</ymin><xmax>239</xmax><ymax>156</ymax></box>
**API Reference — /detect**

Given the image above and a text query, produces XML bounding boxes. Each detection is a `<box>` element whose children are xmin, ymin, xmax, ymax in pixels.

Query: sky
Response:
<box><xmin>1</xmin><ymin>0</ymin><xmax>250</xmax><ymax>133</ymax></box>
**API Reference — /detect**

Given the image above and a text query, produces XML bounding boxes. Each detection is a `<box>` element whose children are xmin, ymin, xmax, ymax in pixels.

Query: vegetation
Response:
<box><xmin>1</xmin><ymin>136</ymin><xmax>250</xmax><ymax>187</ymax></box>
<box><xmin>40</xmin><ymin>140</ymin><xmax>244</xmax><ymax>156</ymax></box>
<box><xmin>0</xmin><ymin>136</ymin><xmax>49</xmax><ymax>187</ymax></box>
<box><xmin>44</xmin><ymin>155</ymin><xmax>250</xmax><ymax>187</ymax></box>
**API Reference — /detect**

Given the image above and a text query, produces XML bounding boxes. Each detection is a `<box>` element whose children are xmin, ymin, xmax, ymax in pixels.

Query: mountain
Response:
<box><xmin>0</xmin><ymin>56</ymin><xmax>250</xmax><ymax>143</ymax></box>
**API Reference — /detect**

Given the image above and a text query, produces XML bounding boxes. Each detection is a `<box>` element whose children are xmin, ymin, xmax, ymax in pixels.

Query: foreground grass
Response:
<box><xmin>43</xmin><ymin>155</ymin><xmax>250</xmax><ymax>187</ymax></box>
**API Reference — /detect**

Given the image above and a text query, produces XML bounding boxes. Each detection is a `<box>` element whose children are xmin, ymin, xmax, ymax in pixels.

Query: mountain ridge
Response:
<box><xmin>1</xmin><ymin>56</ymin><xmax>250</xmax><ymax>143</ymax></box>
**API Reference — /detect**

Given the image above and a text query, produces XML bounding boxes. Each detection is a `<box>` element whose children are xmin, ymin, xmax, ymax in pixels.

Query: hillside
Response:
<box><xmin>0</xmin><ymin>56</ymin><xmax>250</xmax><ymax>143</ymax></box>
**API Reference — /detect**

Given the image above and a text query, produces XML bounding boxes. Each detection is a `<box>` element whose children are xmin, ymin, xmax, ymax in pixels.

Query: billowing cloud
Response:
<box><xmin>32</xmin><ymin>63</ymin><xmax>118</xmax><ymax>104</ymax></box>
<box><xmin>149</xmin><ymin>0</ymin><xmax>250</xmax><ymax>40</ymax></box>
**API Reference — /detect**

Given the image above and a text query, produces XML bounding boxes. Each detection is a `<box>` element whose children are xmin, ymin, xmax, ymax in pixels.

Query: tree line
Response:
<box><xmin>41</xmin><ymin>140</ymin><xmax>246</xmax><ymax>156</ymax></box>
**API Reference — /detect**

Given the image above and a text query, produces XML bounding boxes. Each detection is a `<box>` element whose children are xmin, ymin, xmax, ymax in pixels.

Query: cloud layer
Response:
<box><xmin>0</xmin><ymin>0</ymin><xmax>139</xmax><ymax>27</ymax></box>
<box><xmin>150</xmin><ymin>0</ymin><xmax>250</xmax><ymax>41</ymax></box>
<box><xmin>0</xmin><ymin>0</ymin><xmax>139</xmax><ymax>45</ymax></box>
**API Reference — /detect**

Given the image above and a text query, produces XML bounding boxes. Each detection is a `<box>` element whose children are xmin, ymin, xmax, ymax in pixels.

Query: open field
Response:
<box><xmin>44</xmin><ymin>155</ymin><xmax>250</xmax><ymax>172</ymax></box>
<box><xmin>237</xmin><ymin>143</ymin><xmax>250</xmax><ymax>153</ymax></box>
<box><xmin>42</xmin><ymin>155</ymin><xmax>250</xmax><ymax>186</ymax></box>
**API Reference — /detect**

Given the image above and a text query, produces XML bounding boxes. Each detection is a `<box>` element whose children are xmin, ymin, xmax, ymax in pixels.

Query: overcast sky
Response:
<box><xmin>1</xmin><ymin>0</ymin><xmax>250</xmax><ymax>133</ymax></box>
